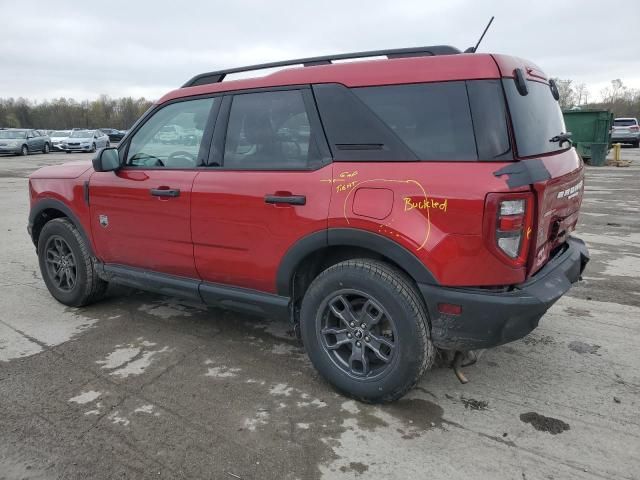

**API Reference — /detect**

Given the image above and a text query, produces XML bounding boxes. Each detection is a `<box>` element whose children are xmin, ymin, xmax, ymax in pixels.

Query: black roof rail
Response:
<box><xmin>182</xmin><ymin>45</ymin><xmax>461</xmax><ymax>88</ymax></box>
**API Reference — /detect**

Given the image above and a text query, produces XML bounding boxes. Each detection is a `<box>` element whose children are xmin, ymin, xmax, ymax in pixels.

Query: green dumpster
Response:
<box><xmin>562</xmin><ymin>110</ymin><xmax>613</xmax><ymax>166</ymax></box>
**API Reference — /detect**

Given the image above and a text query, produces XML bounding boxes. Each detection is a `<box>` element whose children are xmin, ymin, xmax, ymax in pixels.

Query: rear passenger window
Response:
<box><xmin>353</xmin><ymin>82</ymin><xmax>478</xmax><ymax>161</ymax></box>
<box><xmin>466</xmin><ymin>80</ymin><xmax>512</xmax><ymax>160</ymax></box>
<box><xmin>223</xmin><ymin>90</ymin><xmax>321</xmax><ymax>170</ymax></box>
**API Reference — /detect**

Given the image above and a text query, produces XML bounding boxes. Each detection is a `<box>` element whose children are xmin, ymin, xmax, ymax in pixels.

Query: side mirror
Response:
<box><xmin>92</xmin><ymin>147</ymin><xmax>121</xmax><ymax>172</ymax></box>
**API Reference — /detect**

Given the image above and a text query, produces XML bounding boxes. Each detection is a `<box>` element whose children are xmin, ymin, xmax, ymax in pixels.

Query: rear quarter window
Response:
<box><xmin>314</xmin><ymin>81</ymin><xmax>512</xmax><ymax>162</ymax></box>
<box><xmin>354</xmin><ymin>82</ymin><xmax>478</xmax><ymax>161</ymax></box>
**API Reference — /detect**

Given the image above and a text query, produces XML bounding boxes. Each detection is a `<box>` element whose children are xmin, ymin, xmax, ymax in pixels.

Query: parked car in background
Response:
<box><xmin>154</xmin><ymin>124</ymin><xmax>184</xmax><ymax>143</ymax></box>
<box><xmin>62</xmin><ymin>129</ymin><xmax>110</xmax><ymax>153</ymax></box>
<box><xmin>99</xmin><ymin>128</ymin><xmax>126</xmax><ymax>142</ymax></box>
<box><xmin>611</xmin><ymin>118</ymin><xmax>639</xmax><ymax>147</ymax></box>
<box><xmin>0</xmin><ymin>129</ymin><xmax>51</xmax><ymax>155</ymax></box>
<box><xmin>49</xmin><ymin>130</ymin><xmax>71</xmax><ymax>151</ymax></box>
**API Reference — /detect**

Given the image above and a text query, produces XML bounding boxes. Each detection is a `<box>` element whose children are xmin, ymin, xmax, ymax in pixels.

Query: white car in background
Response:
<box><xmin>62</xmin><ymin>129</ymin><xmax>110</xmax><ymax>153</ymax></box>
<box><xmin>611</xmin><ymin>118</ymin><xmax>639</xmax><ymax>147</ymax></box>
<box><xmin>49</xmin><ymin>130</ymin><xmax>71</xmax><ymax>151</ymax></box>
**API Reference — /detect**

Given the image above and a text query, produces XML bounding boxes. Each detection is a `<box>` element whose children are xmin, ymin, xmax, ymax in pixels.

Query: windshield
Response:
<box><xmin>503</xmin><ymin>79</ymin><xmax>567</xmax><ymax>157</ymax></box>
<box><xmin>51</xmin><ymin>130</ymin><xmax>70</xmax><ymax>137</ymax></box>
<box><xmin>0</xmin><ymin>130</ymin><xmax>27</xmax><ymax>139</ymax></box>
<box><xmin>69</xmin><ymin>130</ymin><xmax>92</xmax><ymax>138</ymax></box>
<box><xmin>614</xmin><ymin>119</ymin><xmax>637</xmax><ymax>127</ymax></box>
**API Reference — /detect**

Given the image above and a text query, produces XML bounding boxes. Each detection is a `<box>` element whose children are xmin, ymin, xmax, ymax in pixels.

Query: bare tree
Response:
<box><xmin>552</xmin><ymin>78</ymin><xmax>576</xmax><ymax>110</ymax></box>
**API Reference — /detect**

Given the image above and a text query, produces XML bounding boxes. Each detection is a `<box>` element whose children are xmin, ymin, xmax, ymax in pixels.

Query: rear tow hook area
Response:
<box><xmin>452</xmin><ymin>350</ymin><xmax>483</xmax><ymax>384</ymax></box>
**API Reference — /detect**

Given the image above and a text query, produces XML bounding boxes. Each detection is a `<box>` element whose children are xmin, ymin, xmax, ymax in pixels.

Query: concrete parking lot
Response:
<box><xmin>1</xmin><ymin>149</ymin><xmax>639</xmax><ymax>480</ymax></box>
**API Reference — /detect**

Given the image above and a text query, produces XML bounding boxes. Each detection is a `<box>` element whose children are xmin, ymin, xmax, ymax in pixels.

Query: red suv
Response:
<box><xmin>28</xmin><ymin>45</ymin><xmax>589</xmax><ymax>402</ymax></box>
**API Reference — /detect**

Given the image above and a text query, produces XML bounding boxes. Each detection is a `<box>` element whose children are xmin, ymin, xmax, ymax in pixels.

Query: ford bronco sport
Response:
<box><xmin>28</xmin><ymin>45</ymin><xmax>589</xmax><ymax>402</ymax></box>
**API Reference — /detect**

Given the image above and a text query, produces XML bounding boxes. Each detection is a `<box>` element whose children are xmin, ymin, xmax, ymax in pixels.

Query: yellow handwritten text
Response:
<box><xmin>336</xmin><ymin>181</ymin><xmax>357</xmax><ymax>193</ymax></box>
<box><xmin>339</xmin><ymin>170</ymin><xmax>358</xmax><ymax>179</ymax></box>
<box><xmin>320</xmin><ymin>178</ymin><xmax>345</xmax><ymax>184</ymax></box>
<box><xmin>403</xmin><ymin>197</ymin><xmax>448</xmax><ymax>212</ymax></box>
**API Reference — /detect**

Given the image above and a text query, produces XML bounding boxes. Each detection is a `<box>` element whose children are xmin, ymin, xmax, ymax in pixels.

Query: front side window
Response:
<box><xmin>126</xmin><ymin>97</ymin><xmax>215</xmax><ymax>169</ymax></box>
<box><xmin>223</xmin><ymin>90</ymin><xmax>320</xmax><ymax>169</ymax></box>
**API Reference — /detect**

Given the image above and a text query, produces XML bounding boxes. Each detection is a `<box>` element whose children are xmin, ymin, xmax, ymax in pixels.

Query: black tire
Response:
<box><xmin>90</xmin><ymin>143</ymin><xmax>96</xmax><ymax>153</ymax></box>
<box><xmin>105</xmin><ymin>141</ymin><xmax>110</xmax><ymax>149</ymax></box>
<box><xmin>300</xmin><ymin>259</ymin><xmax>435</xmax><ymax>403</ymax></box>
<box><xmin>37</xmin><ymin>218</ymin><xmax>108</xmax><ymax>307</ymax></box>
<box><xmin>19</xmin><ymin>145</ymin><xmax>28</xmax><ymax>156</ymax></box>
<box><xmin>43</xmin><ymin>142</ymin><xmax>50</xmax><ymax>154</ymax></box>
<box><xmin>65</xmin><ymin>150</ymin><xmax>71</xmax><ymax>154</ymax></box>
<box><xmin>633</xmin><ymin>140</ymin><xmax>639</xmax><ymax>148</ymax></box>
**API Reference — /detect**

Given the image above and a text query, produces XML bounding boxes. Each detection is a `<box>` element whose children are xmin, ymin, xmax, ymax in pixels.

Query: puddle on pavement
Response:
<box><xmin>520</xmin><ymin>412</ymin><xmax>570</xmax><ymax>435</ymax></box>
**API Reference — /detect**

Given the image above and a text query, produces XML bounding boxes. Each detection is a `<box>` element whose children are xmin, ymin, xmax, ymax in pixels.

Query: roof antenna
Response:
<box><xmin>465</xmin><ymin>16</ymin><xmax>494</xmax><ymax>53</ymax></box>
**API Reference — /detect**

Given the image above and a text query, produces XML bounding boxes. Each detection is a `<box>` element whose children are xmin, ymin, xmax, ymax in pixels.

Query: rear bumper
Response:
<box><xmin>418</xmin><ymin>237</ymin><xmax>589</xmax><ymax>350</ymax></box>
<box><xmin>611</xmin><ymin>133</ymin><xmax>640</xmax><ymax>142</ymax></box>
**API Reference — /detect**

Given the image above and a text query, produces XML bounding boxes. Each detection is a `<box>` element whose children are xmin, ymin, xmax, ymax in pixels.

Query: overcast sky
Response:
<box><xmin>1</xmin><ymin>0</ymin><xmax>638</xmax><ymax>102</ymax></box>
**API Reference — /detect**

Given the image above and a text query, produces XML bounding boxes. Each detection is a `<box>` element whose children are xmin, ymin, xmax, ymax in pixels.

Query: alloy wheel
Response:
<box><xmin>317</xmin><ymin>290</ymin><xmax>397</xmax><ymax>379</ymax></box>
<box><xmin>44</xmin><ymin>235</ymin><xmax>77</xmax><ymax>292</ymax></box>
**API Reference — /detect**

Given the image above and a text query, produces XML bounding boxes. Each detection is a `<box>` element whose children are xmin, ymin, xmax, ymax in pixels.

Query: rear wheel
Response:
<box><xmin>300</xmin><ymin>259</ymin><xmax>434</xmax><ymax>403</ymax></box>
<box><xmin>633</xmin><ymin>140</ymin><xmax>639</xmax><ymax>148</ymax></box>
<box><xmin>38</xmin><ymin>218</ymin><xmax>108</xmax><ymax>307</ymax></box>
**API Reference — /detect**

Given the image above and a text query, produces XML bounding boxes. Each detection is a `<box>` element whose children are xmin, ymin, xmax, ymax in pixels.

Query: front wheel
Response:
<box><xmin>43</xmin><ymin>142</ymin><xmax>50</xmax><ymax>154</ymax></box>
<box><xmin>19</xmin><ymin>145</ymin><xmax>28</xmax><ymax>156</ymax></box>
<box><xmin>300</xmin><ymin>259</ymin><xmax>435</xmax><ymax>403</ymax></box>
<box><xmin>37</xmin><ymin>218</ymin><xmax>108</xmax><ymax>307</ymax></box>
<box><xmin>90</xmin><ymin>143</ymin><xmax>96</xmax><ymax>153</ymax></box>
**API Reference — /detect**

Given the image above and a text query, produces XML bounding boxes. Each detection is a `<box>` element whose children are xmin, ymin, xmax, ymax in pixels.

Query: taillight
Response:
<box><xmin>630</xmin><ymin>125</ymin><xmax>639</xmax><ymax>132</ymax></box>
<box><xmin>484</xmin><ymin>193</ymin><xmax>534</xmax><ymax>268</ymax></box>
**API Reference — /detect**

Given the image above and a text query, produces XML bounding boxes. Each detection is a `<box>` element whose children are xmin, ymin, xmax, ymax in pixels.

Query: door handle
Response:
<box><xmin>150</xmin><ymin>188</ymin><xmax>180</xmax><ymax>198</ymax></box>
<box><xmin>264</xmin><ymin>194</ymin><xmax>306</xmax><ymax>206</ymax></box>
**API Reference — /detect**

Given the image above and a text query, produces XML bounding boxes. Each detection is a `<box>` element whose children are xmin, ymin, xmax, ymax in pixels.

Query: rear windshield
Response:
<box><xmin>614</xmin><ymin>119</ymin><xmax>637</xmax><ymax>126</ymax></box>
<box><xmin>314</xmin><ymin>80</ymin><xmax>512</xmax><ymax>161</ymax></box>
<box><xmin>503</xmin><ymin>79</ymin><xmax>567</xmax><ymax>157</ymax></box>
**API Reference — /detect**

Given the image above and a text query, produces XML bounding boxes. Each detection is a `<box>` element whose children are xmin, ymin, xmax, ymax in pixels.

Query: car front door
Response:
<box><xmin>191</xmin><ymin>88</ymin><xmax>333</xmax><ymax>294</ymax></box>
<box><xmin>89</xmin><ymin>96</ymin><xmax>218</xmax><ymax>278</ymax></box>
<box><xmin>27</xmin><ymin>131</ymin><xmax>40</xmax><ymax>151</ymax></box>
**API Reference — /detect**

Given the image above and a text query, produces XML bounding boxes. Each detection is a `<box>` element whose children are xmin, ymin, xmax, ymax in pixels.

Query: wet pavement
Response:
<box><xmin>1</xmin><ymin>149</ymin><xmax>639</xmax><ymax>479</ymax></box>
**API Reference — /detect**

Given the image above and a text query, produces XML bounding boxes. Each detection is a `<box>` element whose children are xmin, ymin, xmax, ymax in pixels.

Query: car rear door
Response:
<box><xmin>89</xmin><ymin>96</ymin><xmax>219</xmax><ymax>278</ymax></box>
<box><xmin>191</xmin><ymin>88</ymin><xmax>332</xmax><ymax>294</ymax></box>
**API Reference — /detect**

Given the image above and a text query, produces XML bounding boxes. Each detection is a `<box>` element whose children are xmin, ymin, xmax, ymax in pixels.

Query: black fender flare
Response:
<box><xmin>276</xmin><ymin>228</ymin><xmax>438</xmax><ymax>296</ymax></box>
<box><xmin>28</xmin><ymin>198</ymin><xmax>94</xmax><ymax>255</ymax></box>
